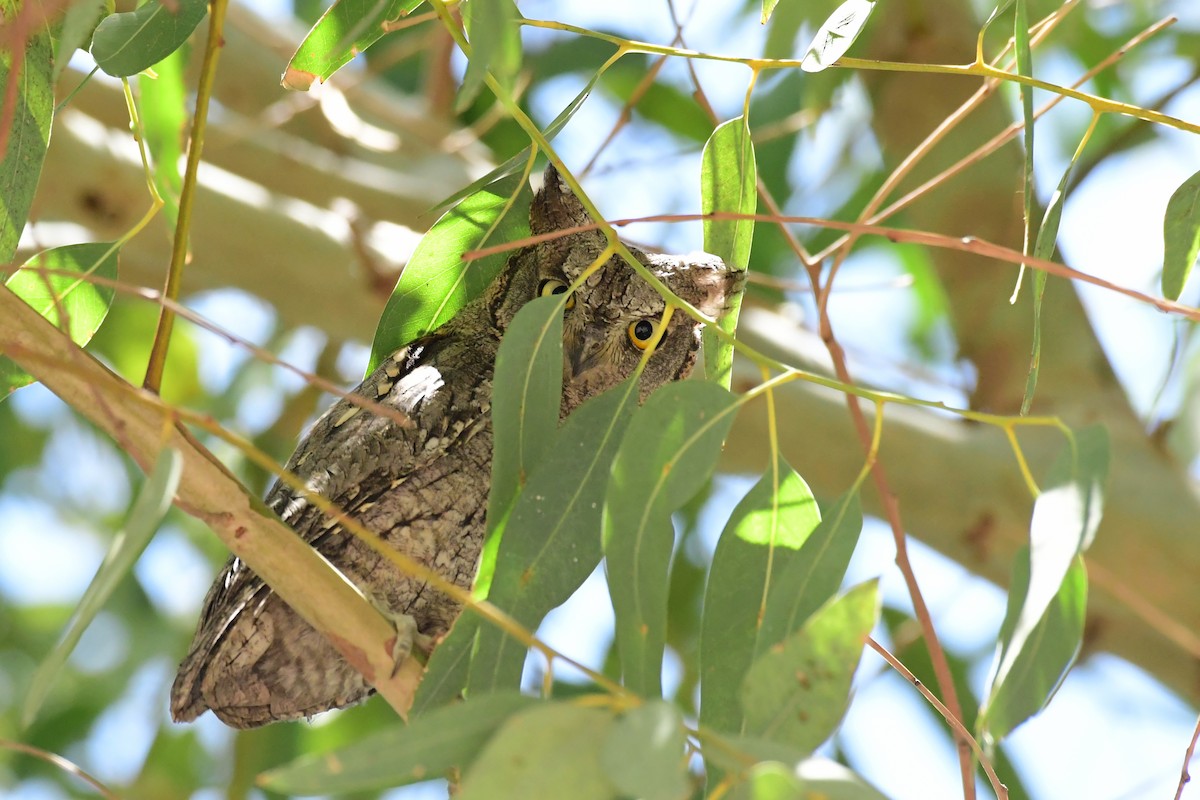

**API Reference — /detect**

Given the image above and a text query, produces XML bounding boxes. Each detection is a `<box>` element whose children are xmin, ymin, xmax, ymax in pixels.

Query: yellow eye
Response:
<box><xmin>538</xmin><ymin>278</ymin><xmax>575</xmax><ymax>309</ymax></box>
<box><xmin>627</xmin><ymin>318</ymin><xmax>660</xmax><ymax>350</ymax></box>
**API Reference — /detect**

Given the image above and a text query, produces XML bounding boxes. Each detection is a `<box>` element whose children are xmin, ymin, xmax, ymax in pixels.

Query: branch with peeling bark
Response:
<box><xmin>0</xmin><ymin>284</ymin><xmax>423</xmax><ymax>720</ymax></box>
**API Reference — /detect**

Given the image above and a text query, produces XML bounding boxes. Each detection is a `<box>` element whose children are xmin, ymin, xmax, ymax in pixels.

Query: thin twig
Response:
<box><xmin>0</xmin><ymin>738</ymin><xmax>121</xmax><ymax>800</ymax></box>
<box><xmin>1176</xmin><ymin>711</ymin><xmax>1200</xmax><ymax>800</ymax></box>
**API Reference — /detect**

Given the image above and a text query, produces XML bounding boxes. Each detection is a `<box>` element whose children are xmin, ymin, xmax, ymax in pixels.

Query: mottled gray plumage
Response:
<box><xmin>170</xmin><ymin>166</ymin><xmax>743</xmax><ymax>728</ymax></box>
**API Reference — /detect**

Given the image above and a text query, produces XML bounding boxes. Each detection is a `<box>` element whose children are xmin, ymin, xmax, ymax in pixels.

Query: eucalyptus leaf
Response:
<box><xmin>988</xmin><ymin>425</ymin><xmax>1107</xmax><ymax>688</ymax></box>
<box><xmin>740</xmin><ymin>581</ymin><xmax>879</xmax><ymax>752</ymax></box>
<box><xmin>469</xmin><ymin>378</ymin><xmax>639</xmax><ymax>692</ymax></box>
<box><xmin>367</xmin><ymin>173</ymin><xmax>532</xmax><ymax>374</ymax></box>
<box><xmin>2</xmin><ymin>242</ymin><xmax>121</xmax><ymax>398</ymax></box>
<box><xmin>701</xmin><ymin>117</ymin><xmax>756</xmax><ymax>389</ymax></box>
<box><xmin>604</xmin><ymin>381</ymin><xmax>738</xmax><ymax>696</ymax></box>
<box><xmin>700</xmin><ymin>460</ymin><xmax>820</xmax><ymax>736</ymax></box>
<box><xmin>601</xmin><ymin>700</ymin><xmax>689</xmax><ymax>800</ymax></box>
<box><xmin>259</xmin><ymin>692</ymin><xmax>538</xmax><ymax>794</ymax></box>
<box><xmin>979</xmin><ymin>550</ymin><xmax>1086</xmax><ymax>741</ymax></box>
<box><xmin>459</xmin><ymin>0</ymin><xmax>523</xmax><ymax>111</ymax></box>
<box><xmin>756</xmin><ymin>490</ymin><xmax>863</xmax><ymax>655</ymax></box>
<box><xmin>800</xmin><ymin>0</ymin><xmax>877</xmax><ymax>73</ymax></box>
<box><xmin>457</xmin><ymin>703</ymin><xmax>618</xmax><ymax>800</ymax></box>
<box><xmin>1162</xmin><ymin>168</ymin><xmax>1200</xmax><ymax>300</ymax></box>
<box><xmin>90</xmin><ymin>0</ymin><xmax>208</xmax><ymax>78</ymax></box>
<box><xmin>486</xmin><ymin>294</ymin><xmax>565</xmax><ymax>544</ymax></box>
<box><xmin>284</xmin><ymin>0</ymin><xmax>425</xmax><ymax>90</ymax></box>
<box><xmin>0</xmin><ymin>4</ymin><xmax>53</xmax><ymax>262</ymax></box>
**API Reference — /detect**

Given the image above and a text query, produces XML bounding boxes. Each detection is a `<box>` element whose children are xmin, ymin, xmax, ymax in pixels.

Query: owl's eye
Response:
<box><xmin>627</xmin><ymin>318</ymin><xmax>661</xmax><ymax>350</ymax></box>
<box><xmin>538</xmin><ymin>278</ymin><xmax>575</xmax><ymax>310</ymax></box>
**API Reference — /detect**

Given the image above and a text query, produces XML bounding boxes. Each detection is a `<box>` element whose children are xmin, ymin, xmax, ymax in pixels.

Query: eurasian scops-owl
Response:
<box><xmin>170</xmin><ymin>165</ymin><xmax>744</xmax><ymax>728</ymax></box>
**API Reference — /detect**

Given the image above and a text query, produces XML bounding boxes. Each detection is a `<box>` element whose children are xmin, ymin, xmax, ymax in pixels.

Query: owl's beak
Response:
<box><xmin>566</xmin><ymin>335</ymin><xmax>605</xmax><ymax>380</ymax></box>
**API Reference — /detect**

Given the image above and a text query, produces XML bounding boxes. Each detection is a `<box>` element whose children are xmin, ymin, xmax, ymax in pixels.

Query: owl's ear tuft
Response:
<box><xmin>530</xmin><ymin>164</ymin><xmax>592</xmax><ymax>235</ymax></box>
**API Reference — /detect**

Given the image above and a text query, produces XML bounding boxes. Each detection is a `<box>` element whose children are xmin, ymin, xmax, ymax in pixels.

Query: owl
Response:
<box><xmin>170</xmin><ymin>165</ymin><xmax>744</xmax><ymax>727</ymax></box>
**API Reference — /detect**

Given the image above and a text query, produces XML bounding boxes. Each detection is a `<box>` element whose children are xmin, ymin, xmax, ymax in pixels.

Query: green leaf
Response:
<box><xmin>2</xmin><ymin>242</ymin><xmax>121</xmax><ymax>398</ymax></box>
<box><xmin>981</xmin><ymin>425</ymin><xmax>1107</xmax><ymax>739</ymax></box>
<box><xmin>54</xmin><ymin>0</ymin><xmax>107</xmax><ymax>81</ymax></box>
<box><xmin>485</xmin><ymin>294</ymin><xmax>565</xmax><ymax>549</ymax></box>
<box><xmin>756</xmin><ymin>491</ymin><xmax>863</xmax><ymax>655</ymax></box>
<box><xmin>259</xmin><ymin>692</ymin><xmax>538</xmax><ymax>794</ymax></box>
<box><xmin>410</xmin><ymin>614</ymin><xmax>477</xmax><ymax>716</ymax></box>
<box><xmin>601</xmin><ymin>700</ymin><xmax>689</xmax><ymax>800</ymax></box>
<box><xmin>469</xmin><ymin>378</ymin><xmax>639</xmax><ymax>692</ymax></box>
<box><xmin>700</xmin><ymin>460</ymin><xmax>821</xmax><ymax>736</ymax></box>
<box><xmin>1162</xmin><ymin>168</ymin><xmax>1200</xmax><ymax>300</ymax></box>
<box><xmin>699</xmin><ymin>732</ymin><xmax>805</xmax><ymax>775</ymax></box>
<box><xmin>800</xmin><ymin>0</ymin><xmax>877</xmax><ymax>73</ymax></box>
<box><xmin>1021</xmin><ymin>123</ymin><xmax>1090</xmax><ymax>414</ymax></box>
<box><xmin>701</xmin><ymin>116</ymin><xmax>756</xmax><ymax>389</ymax></box>
<box><xmin>604</xmin><ymin>381</ymin><xmax>738</xmax><ymax>696</ymax></box>
<box><xmin>458</xmin><ymin>0</ymin><xmax>523</xmax><ymax>112</ymax></box>
<box><xmin>23</xmin><ymin>447</ymin><xmax>182</xmax><ymax>727</ymax></box>
<box><xmin>90</xmin><ymin>0</ymin><xmax>208</xmax><ymax>78</ymax></box>
<box><xmin>284</xmin><ymin>0</ymin><xmax>425</xmax><ymax>91</ymax></box>
<box><xmin>740</xmin><ymin>580</ymin><xmax>880</xmax><ymax>752</ymax></box>
<box><xmin>138</xmin><ymin>47</ymin><xmax>188</xmax><ymax>223</ymax></box>
<box><xmin>760</xmin><ymin>0</ymin><xmax>781</xmax><ymax>25</ymax></box>
<box><xmin>457</xmin><ymin>703</ymin><xmax>618</xmax><ymax>800</ymax></box>
<box><xmin>978</xmin><ymin>550</ymin><xmax>1086</xmax><ymax>741</ymax></box>
<box><xmin>728</xmin><ymin>759</ymin><xmax>890</xmax><ymax>800</ymax></box>
<box><xmin>367</xmin><ymin>173</ymin><xmax>532</xmax><ymax>374</ymax></box>
<box><xmin>0</xmin><ymin>5</ymin><xmax>53</xmax><ymax>263</ymax></box>
<box><xmin>728</xmin><ymin>762</ymin><xmax>804</xmax><ymax>800</ymax></box>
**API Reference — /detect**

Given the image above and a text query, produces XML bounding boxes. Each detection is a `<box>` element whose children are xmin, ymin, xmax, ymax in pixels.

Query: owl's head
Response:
<box><xmin>502</xmin><ymin>165</ymin><xmax>744</xmax><ymax>412</ymax></box>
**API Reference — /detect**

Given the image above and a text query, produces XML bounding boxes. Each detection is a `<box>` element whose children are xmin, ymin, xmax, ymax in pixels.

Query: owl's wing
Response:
<box><xmin>171</xmin><ymin>329</ymin><xmax>497</xmax><ymax>717</ymax></box>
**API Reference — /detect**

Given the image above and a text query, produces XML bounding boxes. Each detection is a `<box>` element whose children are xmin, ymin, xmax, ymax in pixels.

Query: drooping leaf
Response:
<box><xmin>800</xmin><ymin>0</ymin><xmax>877</xmax><ymax>73</ymax></box>
<box><xmin>457</xmin><ymin>703</ymin><xmax>618</xmax><ymax>800</ymax></box>
<box><xmin>90</xmin><ymin>0</ymin><xmax>208</xmax><ymax>78</ymax></box>
<box><xmin>23</xmin><ymin>447</ymin><xmax>182</xmax><ymax>727</ymax></box>
<box><xmin>728</xmin><ymin>758</ymin><xmax>891</xmax><ymax>800</ymax></box>
<box><xmin>53</xmin><ymin>0</ymin><xmax>107</xmax><ymax>81</ymax></box>
<box><xmin>0</xmin><ymin>3</ymin><xmax>53</xmax><ymax>262</ymax></box>
<box><xmin>486</xmin><ymin>294</ymin><xmax>565</xmax><ymax>548</ymax></box>
<box><xmin>139</xmin><ymin>47</ymin><xmax>188</xmax><ymax>223</ymax></box>
<box><xmin>601</xmin><ymin>700</ymin><xmax>689</xmax><ymax>800</ymax></box>
<box><xmin>727</xmin><ymin>762</ymin><xmax>805</xmax><ymax>800</ymax></box>
<box><xmin>701</xmin><ymin>117</ymin><xmax>756</xmax><ymax>389</ymax></box>
<box><xmin>458</xmin><ymin>0</ymin><xmax>523</xmax><ymax>112</ymax></box>
<box><xmin>1162</xmin><ymin>168</ymin><xmax>1200</xmax><ymax>300</ymax></box>
<box><xmin>259</xmin><ymin>692</ymin><xmax>537</xmax><ymax>794</ymax></box>
<box><xmin>1021</xmin><ymin>120</ymin><xmax>1092</xmax><ymax>413</ymax></box>
<box><xmin>700</xmin><ymin>460</ymin><xmax>820</xmax><ymax>736</ymax></box>
<box><xmin>760</xmin><ymin>0</ymin><xmax>781</xmax><ymax>25</ymax></box>
<box><xmin>283</xmin><ymin>0</ymin><xmax>425</xmax><ymax>91</ymax></box>
<box><xmin>411</xmin><ymin>616</ymin><xmax>477</xmax><ymax>716</ymax></box>
<box><xmin>740</xmin><ymin>580</ymin><xmax>879</xmax><ymax>752</ymax></box>
<box><xmin>469</xmin><ymin>378</ymin><xmax>639</xmax><ymax>692</ymax></box>
<box><xmin>978</xmin><ymin>550</ymin><xmax>1087</xmax><ymax>741</ymax></box>
<box><xmin>990</xmin><ymin>425</ymin><xmax>1106</xmax><ymax>678</ymax></box>
<box><xmin>2</xmin><ymin>242</ymin><xmax>121</xmax><ymax>398</ymax></box>
<box><xmin>604</xmin><ymin>381</ymin><xmax>738</xmax><ymax>696</ymax></box>
<box><xmin>756</xmin><ymin>491</ymin><xmax>863</xmax><ymax>655</ymax></box>
<box><xmin>981</xmin><ymin>426</ymin><xmax>1107</xmax><ymax>739</ymax></box>
<box><xmin>367</xmin><ymin>172</ymin><xmax>532</xmax><ymax>374</ymax></box>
